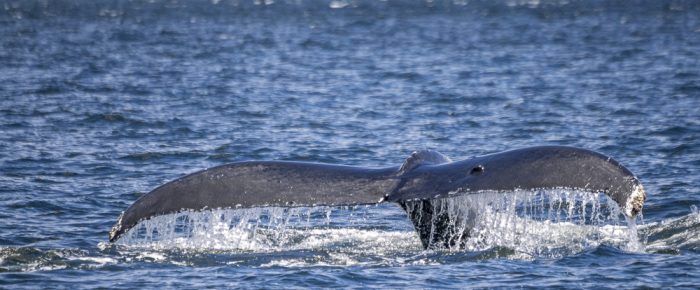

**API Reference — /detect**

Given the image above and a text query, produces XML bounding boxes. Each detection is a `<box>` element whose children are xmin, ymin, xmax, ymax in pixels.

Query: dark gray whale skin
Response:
<box><xmin>109</xmin><ymin>146</ymin><xmax>646</xmax><ymax>248</ymax></box>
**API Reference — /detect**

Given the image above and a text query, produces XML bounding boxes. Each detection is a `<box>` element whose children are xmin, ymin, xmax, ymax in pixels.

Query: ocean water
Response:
<box><xmin>1</xmin><ymin>0</ymin><xmax>700</xmax><ymax>288</ymax></box>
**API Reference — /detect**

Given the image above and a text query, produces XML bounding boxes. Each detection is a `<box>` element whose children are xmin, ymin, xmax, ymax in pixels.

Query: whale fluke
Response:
<box><xmin>109</xmin><ymin>146</ymin><xmax>646</xmax><ymax>248</ymax></box>
<box><xmin>109</xmin><ymin>162</ymin><xmax>400</xmax><ymax>242</ymax></box>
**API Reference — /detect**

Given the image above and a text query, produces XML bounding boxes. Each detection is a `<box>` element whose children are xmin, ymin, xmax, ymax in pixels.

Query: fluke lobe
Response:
<box><xmin>109</xmin><ymin>146</ymin><xmax>646</xmax><ymax>249</ymax></box>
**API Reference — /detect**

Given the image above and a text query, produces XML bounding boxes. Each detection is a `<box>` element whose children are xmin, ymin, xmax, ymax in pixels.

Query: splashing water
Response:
<box><xmin>403</xmin><ymin>189</ymin><xmax>643</xmax><ymax>257</ymax></box>
<box><xmin>116</xmin><ymin>190</ymin><xmax>643</xmax><ymax>259</ymax></box>
<box><xmin>117</xmin><ymin>205</ymin><xmax>419</xmax><ymax>254</ymax></box>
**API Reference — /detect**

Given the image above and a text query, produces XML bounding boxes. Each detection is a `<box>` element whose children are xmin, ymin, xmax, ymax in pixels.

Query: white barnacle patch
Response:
<box><xmin>108</xmin><ymin>211</ymin><xmax>125</xmax><ymax>241</ymax></box>
<box><xmin>625</xmin><ymin>184</ymin><xmax>646</xmax><ymax>217</ymax></box>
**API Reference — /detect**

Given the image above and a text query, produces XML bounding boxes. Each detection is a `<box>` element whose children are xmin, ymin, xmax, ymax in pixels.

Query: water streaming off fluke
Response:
<box><xmin>117</xmin><ymin>190</ymin><xmax>643</xmax><ymax>259</ymax></box>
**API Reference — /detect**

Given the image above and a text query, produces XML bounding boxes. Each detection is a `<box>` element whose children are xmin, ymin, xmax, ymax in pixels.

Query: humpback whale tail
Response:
<box><xmin>109</xmin><ymin>146</ymin><xmax>646</xmax><ymax>249</ymax></box>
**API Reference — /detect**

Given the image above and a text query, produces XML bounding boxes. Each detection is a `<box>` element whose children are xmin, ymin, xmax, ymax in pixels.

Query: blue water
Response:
<box><xmin>1</xmin><ymin>0</ymin><xmax>700</xmax><ymax>288</ymax></box>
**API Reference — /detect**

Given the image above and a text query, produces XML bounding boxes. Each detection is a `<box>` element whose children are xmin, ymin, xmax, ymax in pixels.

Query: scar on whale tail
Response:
<box><xmin>109</xmin><ymin>146</ymin><xmax>646</xmax><ymax>249</ymax></box>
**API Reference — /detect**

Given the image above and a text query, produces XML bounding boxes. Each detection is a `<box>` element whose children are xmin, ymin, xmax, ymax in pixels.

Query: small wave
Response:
<box><xmin>108</xmin><ymin>29</ymin><xmax>147</xmax><ymax>42</ymax></box>
<box><xmin>84</xmin><ymin>113</ymin><xmax>127</xmax><ymax>122</ymax></box>
<box><xmin>7</xmin><ymin>200</ymin><xmax>65</xmax><ymax>212</ymax></box>
<box><xmin>119</xmin><ymin>151</ymin><xmax>207</xmax><ymax>162</ymax></box>
<box><xmin>80</xmin><ymin>113</ymin><xmax>150</xmax><ymax>126</ymax></box>
<box><xmin>0</xmin><ymin>247</ymin><xmax>115</xmax><ymax>272</ymax></box>
<box><xmin>640</xmin><ymin>206</ymin><xmax>700</xmax><ymax>254</ymax></box>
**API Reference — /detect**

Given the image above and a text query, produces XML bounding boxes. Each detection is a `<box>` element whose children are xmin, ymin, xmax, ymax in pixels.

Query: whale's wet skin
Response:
<box><xmin>2</xmin><ymin>0</ymin><xmax>700</xmax><ymax>288</ymax></box>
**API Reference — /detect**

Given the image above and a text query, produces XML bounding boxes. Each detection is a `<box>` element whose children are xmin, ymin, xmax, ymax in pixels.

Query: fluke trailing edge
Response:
<box><xmin>109</xmin><ymin>146</ymin><xmax>646</xmax><ymax>249</ymax></box>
